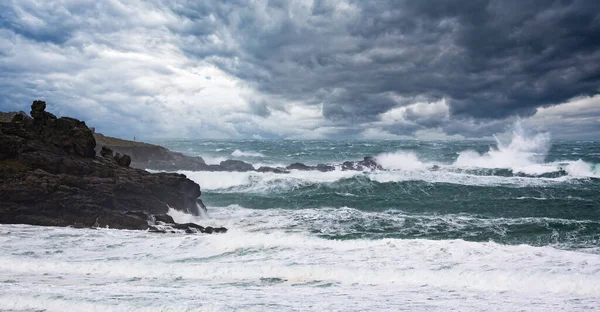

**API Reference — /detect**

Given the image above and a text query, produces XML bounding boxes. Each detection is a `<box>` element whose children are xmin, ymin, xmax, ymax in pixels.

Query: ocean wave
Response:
<box><xmin>453</xmin><ymin>126</ymin><xmax>550</xmax><ymax>170</ymax></box>
<box><xmin>231</xmin><ymin>149</ymin><xmax>265</xmax><ymax>157</ymax></box>
<box><xmin>375</xmin><ymin>151</ymin><xmax>432</xmax><ymax>170</ymax></box>
<box><xmin>1</xmin><ymin>224</ymin><xmax>599</xmax><ymax>298</ymax></box>
<box><xmin>180</xmin><ymin>167</ymin><xmax>587</xmax><ymax>193</ymax></box>
<box><xmin>201</xmin><ymin>155</ymin><xmax>228</xmax><ymax>165</ymax></box>
<box><xmin>178</xmin><ymin>127</ymin><xmax>598</xmax><ymax>192</ymax></box>
<box><xmin>181</xmin><ymin>169</ymin><xmax>359</xmax><ymax>191</ymax></box>
<box><xmin>203</xmin><ymin>205</ymin><xmax>600</xmax><ymax>250</ymax></box>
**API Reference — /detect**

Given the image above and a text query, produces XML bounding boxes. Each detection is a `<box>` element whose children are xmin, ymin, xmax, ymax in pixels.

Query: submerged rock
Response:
<box><xmin>341</xmin><ymin>161</ymin><xmax>361</xmax><ymax>171</ymax></box>
<box><xmin>257</xmin><ymin>166</ymin><xmax>289</xmax><ymax>173</ymax></box>
<box><xmin>358</xmin><ymin>156</ymin><xmax>382</xmax><ymax>170</ymax></box>
<box><xmin>149</xmin><ymin>222</ymin><xmax>228</xmax><ymax>234</ymax></box>
<box><xmin>0</xmin><ymin>101</ymin><xmax>226</xmax><ymax>233</ymax></box>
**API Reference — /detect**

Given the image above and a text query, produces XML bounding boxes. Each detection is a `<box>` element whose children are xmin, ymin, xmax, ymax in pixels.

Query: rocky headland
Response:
<box><xmin>0</xmin><ymin>101</ymin><xmax>386</xmax><ymax>232</ymax></box>
<box><xmin>94</xmin><ymin>134</ymin><xmax>382</xmax><ymax>173</ymax></box>
<box><xmin>0</xmin><ymin>101</ymin><xmax>225</xmax><ymax>234</ymax></box>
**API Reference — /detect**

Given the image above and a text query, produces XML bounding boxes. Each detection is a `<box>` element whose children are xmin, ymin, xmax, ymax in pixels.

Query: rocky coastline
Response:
<box><xmin>0</xmin><ymin>101</ymin><xmax>226</xmax><ymax>234</ymax></box>
<box><xmin>95</xmin><ymin>134</ymin><xmax>383</xmax><ymax>174</ymax></box>
<box><xmin>0</xmin><ymin>101</ymin><xmax>388</xmax><ymax>233</ymax></box>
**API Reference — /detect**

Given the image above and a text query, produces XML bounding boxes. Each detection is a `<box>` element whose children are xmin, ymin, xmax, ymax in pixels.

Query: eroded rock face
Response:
<box><xmin>0</xmin><ymin>101</ymin><xmax>222</xmax><ymax>232</ymax></box>
<box><xmin>5</xmin><ymin>101</ymin><xmax>99</xmax><ymax>158</ymax></box>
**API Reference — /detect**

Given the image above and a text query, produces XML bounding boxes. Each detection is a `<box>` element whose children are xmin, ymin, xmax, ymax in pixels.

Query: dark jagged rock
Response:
<box><xmin>0</xmin><ymin>101</ymin><xmax>226</xmax><ymax>233</ymax></box>
<box><xmin>286</xmin><ymin>162</ymin><xmax>314</xmax><ymax>171</ymax></box>
<box><xmin>341</xmin><ymin>161</ymin><xmax>361</xmax><ymax>171</ymax></box>
<box><xmin>100</xmin><ymin>146</ymin><xmax>113</xmax><ymax>158</ymax></box>
<box><xmin>148</xmin><ymin>225</ymin><xmax>170</xmax><ymax>233</ymax></box>
<box><xmin>357</xmin><ymin>156</ymin><xmax>382</xmax><ymax>170</ymax></box>
<box><xmin>213</xmin><ymin>226</ymin><xmax>228</xmax><ymax>233</ymax></box>
<box><xmin>114</xmin><ymin>153</ymin><xmax>132</xmax><ymax>167</ymax></box>
<box><xmin>171</xmin><ymin>222</ymin><xmax>205</xmax><ymax>233</ymax></box>
<box><xmin>3</xmin><ymin>101</ymin><xmax>97</xmax><ymax>158</ymax></box>
<box><xmin>338</xmin><ymin>157</ymin><xmax>383</xmax><ymax>171</ymax></box>
<box><xmin>316</xmin><ymin>164</ymin><xmax>335</xmax><ymax>172</ymax></box>
<box><xmin>219</xmin><ymin>159</ymin><xmax>254</xmax><ymax>171</ymax></box>
<box><xmin>31</xmin><ymin>100</ymin><xmax>57</xmax><ymax>122</ymax></box>
<box><xmin>149</xmin><ymin>222</ymin><xmax>227</xmax><ymax>234</ymax></box>
<box><xmin>153</xmin><ymin>214</ymin><xmax>175</xmax><ymax>224</ymax></box>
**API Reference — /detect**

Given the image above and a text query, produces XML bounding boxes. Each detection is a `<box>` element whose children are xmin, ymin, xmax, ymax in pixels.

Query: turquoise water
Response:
<box><xmin>1</xmin><ymin>129</ymin><xmax>599</xmax><ymax>311</ymax></box>
<box><xmin>158</xmin><ymin>133</ymin><xmax>600</xmax><ymax>251</ymax></box>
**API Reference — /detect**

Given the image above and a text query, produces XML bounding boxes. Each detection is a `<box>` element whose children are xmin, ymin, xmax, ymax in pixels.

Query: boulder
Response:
<box><xmin>153</xmin><ymin>214</ymin><xmax>175</xmax><ymax>224</ymax></box>
<box><xmin>114</xmin><ymin>153</ymin><xmax>132</xmax><ymax>167</ymax></box>
<box><xmin>30</xmin><ymin>100</ymin><xmax>56</xmax><ymax>122</ymax></box>
<box><xmin>100</xmin><ymin>146</ymin><xmax>113</xmax><ymax>158</ymax></box>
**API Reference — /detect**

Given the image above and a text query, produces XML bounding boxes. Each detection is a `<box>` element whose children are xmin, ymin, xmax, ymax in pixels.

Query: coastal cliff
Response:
<box><xmin>0</xmin><ymin>101</ymin><xmax>225</xmax><ymax>233</ymax></box>
<box><xmin>94</xmin><ymin>132</ymin><xmax>210</xmax><ymax>171</ymax></box>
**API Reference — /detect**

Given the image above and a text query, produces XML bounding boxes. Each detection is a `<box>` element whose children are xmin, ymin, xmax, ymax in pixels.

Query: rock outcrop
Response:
<box><xmin>94</xmin><ymin>132</ymin><xmax>209</xmax><ymax>171</ymax></box>
<box><xmin>0</xmin><ymin>101</ymin><xmax>225</xmax><ymax>233</ymax></box>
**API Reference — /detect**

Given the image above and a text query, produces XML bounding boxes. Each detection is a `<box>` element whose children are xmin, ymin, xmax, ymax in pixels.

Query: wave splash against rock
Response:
<box><xmin>0</xmin><ymin>101</ymin><xmax>226</xmax><ymax>233</ymax></box>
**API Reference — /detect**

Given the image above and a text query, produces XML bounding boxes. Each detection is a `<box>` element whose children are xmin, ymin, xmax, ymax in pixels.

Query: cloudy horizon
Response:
<box><xmin>1</xmin><ymin>0</ymin><xmax>599</xmax><ymax>141</ymax></box>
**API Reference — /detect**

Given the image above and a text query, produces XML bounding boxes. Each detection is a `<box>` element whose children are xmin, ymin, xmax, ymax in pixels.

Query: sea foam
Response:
<box><xmin>231</xmin><ymin>149</ymin><xmax>265</xmax><ymax>157</ymax></box>
<box><xmin>454</xmin><ymin>122</ymin><xmax>551</xmax><ymax>171</ymax></box>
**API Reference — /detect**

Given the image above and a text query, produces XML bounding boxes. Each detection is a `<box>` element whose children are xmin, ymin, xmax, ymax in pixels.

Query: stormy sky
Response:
<box><xmin>0</xmin><ymin>0</ymin><xmax>599</xmax><ymax>140</ymax></box>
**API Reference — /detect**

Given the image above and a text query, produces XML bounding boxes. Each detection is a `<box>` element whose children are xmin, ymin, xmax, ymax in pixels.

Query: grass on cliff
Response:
<box><xmin>93</xmin><ymin>133</ymin><xmax>162</xmax><ymax>148</ymax></box>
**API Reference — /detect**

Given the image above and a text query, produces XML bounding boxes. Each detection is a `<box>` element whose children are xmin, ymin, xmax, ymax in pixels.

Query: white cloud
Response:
<box><xmin>359</xmin><ymin>128</ymin><xmax>411</xmax><ymax>140</ymax></box>
<box><xmin>522</xmin><ymin>95</ymin><xmax>600</xmax><ymax>140</ymax></box>
<box><xmin>380</xmin><ymin>98</ymin><xmax>449</xmax><ymax>123</ymax></box>
<box><xmin>0</xmin><ymin>1</ymin><xmax>598</xmax><ymax>141</ymax></box>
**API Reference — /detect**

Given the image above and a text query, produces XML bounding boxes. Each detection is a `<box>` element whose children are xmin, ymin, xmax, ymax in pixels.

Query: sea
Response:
<box><xmin>1</xmin><ymin>126</ymin><xmax>599</xmax><ymax>311</ymax></box>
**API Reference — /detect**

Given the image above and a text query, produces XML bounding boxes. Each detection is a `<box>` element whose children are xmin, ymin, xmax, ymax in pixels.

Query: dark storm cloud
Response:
<box><xmin>0</xmin><ymin>0</ymin><xmax>598</xmax><ymax>139</ymax></box>
<box><xmin>174</xmin><ymin>0</ymin><xmax>600</xmax><ymax>126</ymax></box>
